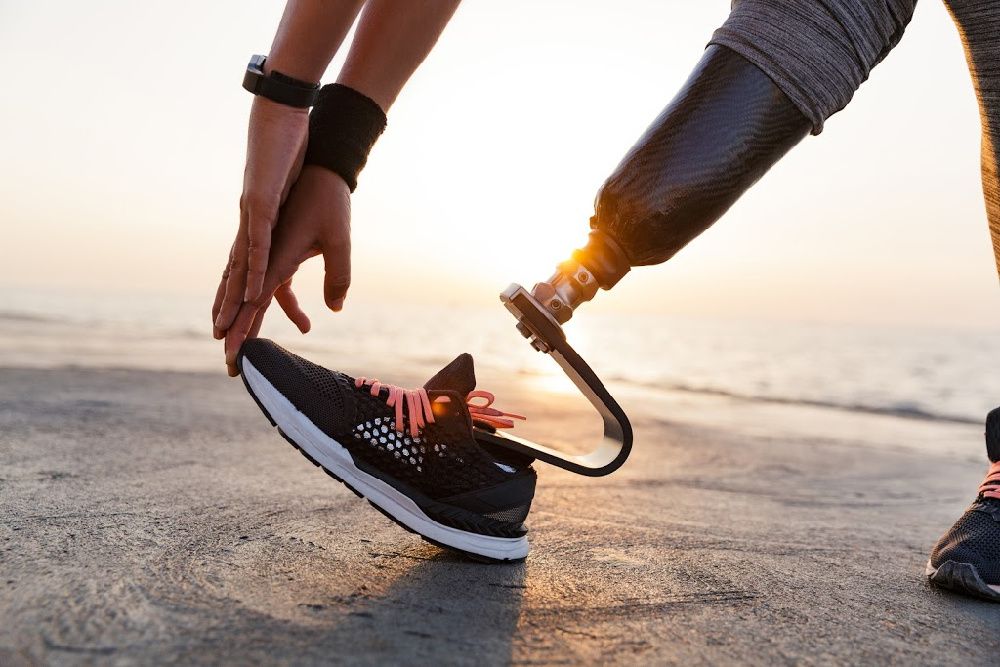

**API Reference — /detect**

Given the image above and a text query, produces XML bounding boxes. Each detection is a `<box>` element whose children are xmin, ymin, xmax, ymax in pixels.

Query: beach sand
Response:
<box><xmin>2</xmin><ymin>365</ymin><xmax>999</xmax><ymax>665</ymax></box>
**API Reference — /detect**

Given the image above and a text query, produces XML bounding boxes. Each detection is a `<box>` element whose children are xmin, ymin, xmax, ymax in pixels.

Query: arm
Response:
<box><xmin>221</xmin><ymin>0</ymin><xmax>463</xmax><ymax>376</ymax></box>
<box><xmin>213</xmin><ymin>0</ymin><xmax>366</xmax><ymax>338</ymax></box>
<box><xmin>266</xmin><ymin>0</ymin><xmax>367</xmax><ymax>82</ymax></box>
<box><xmin>337</xmin><ymin>0</ymin><xmax>462</xmax><ymax>111</ymax></box>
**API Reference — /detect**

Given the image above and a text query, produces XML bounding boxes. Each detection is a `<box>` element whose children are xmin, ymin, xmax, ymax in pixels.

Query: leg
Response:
<box><xmin>596</xmin><ymin>0</ymin><xmax>918</xmax><ymax>269</ymax></box>
<box><xmin>591</xmin><ymin>45</ymin><xmax>810</xmax><ymax>268</ymax></box>
<box><xmin>927</xmin><ymin>408</ymin><xmax>1000</xmax><ymax>601</ymax></box>
<box><xmin>926</xmin><ymin>0</ymin><xmax>1000</xmax><ymax>602</ymax></box>
<box><xmin>528</xmin><ymin>1</ymin><xmax>918</xmax><ymax>322</ymax></box>
<box><xmin>943</xmin><ymin>0</ymin><xmax>1000</xmax><ymax>279</ymax></box>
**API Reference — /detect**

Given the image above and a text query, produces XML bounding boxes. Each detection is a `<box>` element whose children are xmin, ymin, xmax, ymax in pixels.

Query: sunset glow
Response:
<box><xmin>2</xmin><ymin>1</ymin><xmax>998</xmax><ymax>329</ymax></box>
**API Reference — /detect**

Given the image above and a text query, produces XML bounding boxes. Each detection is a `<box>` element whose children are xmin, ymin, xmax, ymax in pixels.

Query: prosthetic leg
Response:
<box><xmin>479</xmin><ymin>46</ymin><xmax>812</xmax><ymax>475</ymax></box>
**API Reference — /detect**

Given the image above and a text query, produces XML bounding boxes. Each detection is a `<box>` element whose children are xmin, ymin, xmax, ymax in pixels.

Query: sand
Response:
<box><xmin>1</xmin><ymin>365</ymin><xmax>999</xmax><ymax>665</ymax></box>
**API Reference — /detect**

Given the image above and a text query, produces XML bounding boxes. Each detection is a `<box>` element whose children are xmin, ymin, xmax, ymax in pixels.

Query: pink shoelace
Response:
<box><xmin>980</xmin><ymin>460</ymin><xmax>1000</xmax><ymax>500</ymax></box>
<box><xmin>355</xmin><ymin>377</ymin><xmax>526</xmax><ymax>438</ymax></box>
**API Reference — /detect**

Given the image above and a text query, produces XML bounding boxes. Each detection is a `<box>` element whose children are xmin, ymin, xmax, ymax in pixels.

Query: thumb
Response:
<box><xmin>322</xmin><ymin>237</ymin><xmax>351</xmax><ymax>312</ymax></box>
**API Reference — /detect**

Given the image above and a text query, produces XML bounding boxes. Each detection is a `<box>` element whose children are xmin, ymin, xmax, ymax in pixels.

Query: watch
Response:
<box><xmin>242</xmin><ymin>55</ymin><xmax>320</xmax><ymax>109</ymax></box>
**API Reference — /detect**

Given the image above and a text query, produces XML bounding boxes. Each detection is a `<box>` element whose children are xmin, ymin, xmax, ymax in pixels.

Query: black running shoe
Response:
<box><xmin>237</xmin><ymin>339</ymin><xmax>536</xmax><ymax>562</ymax></box>
<box><xmin>926</xmin><ymin>407</ymin><xmax>1000</xmax><ymax>601</ymax></box>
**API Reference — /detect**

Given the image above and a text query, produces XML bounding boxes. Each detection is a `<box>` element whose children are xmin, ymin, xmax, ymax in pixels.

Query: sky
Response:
<box><xmin>2</xmin><ymin>0</ymin><xmax>999</xmax><ymax>330</ymax></box>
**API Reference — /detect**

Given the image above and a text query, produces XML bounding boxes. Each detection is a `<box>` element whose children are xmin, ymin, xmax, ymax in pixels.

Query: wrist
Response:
<box><xmin>302</xmin><ymin>164</ymin><xmax>351</xmax><ymax>194</ymax></box>
<box><xmin>251</xmin><ymin>93</ymin><xmax>309</xmax><ymax>118</ymax></box>
<box><xmin>335</xmin><ymin>72</ymin><xmax>394</xmax><ymax>115</ymax></box>
<box><xmin>243</xmin><ymin>54</ymin><xmax>319</xmax><ymax>109</ymax></box>
<box><xmin>304</xmin><ymin>84</ymin><xmax>387</xmax><ymax>192</ymax></box>
<box><xmin>262</xmin><ymin>49</ymin><xmax>325</xmax><ymax>87</ymax></box>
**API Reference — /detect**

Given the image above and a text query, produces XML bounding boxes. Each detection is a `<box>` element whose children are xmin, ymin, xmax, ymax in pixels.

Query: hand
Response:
<box><xmin>212</xmin><ymin>96</ymin><xmax>309</xmax><ymax>339</ymax></box>
<box><xmin>223</xmin><ymin>165</ymin><xmax>353</xmax><ymax>376</ymax></box>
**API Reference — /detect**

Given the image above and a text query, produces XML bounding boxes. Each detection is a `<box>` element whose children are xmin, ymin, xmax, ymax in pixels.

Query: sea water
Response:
<box><xmin>1</xmin><ymin>287</ymin><xmax>998</xmax><ymax>426</ymax></box>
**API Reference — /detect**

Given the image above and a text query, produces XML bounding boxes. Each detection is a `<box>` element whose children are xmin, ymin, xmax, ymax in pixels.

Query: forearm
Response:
<box><xmin>266</xmin><ymin>0</ymin><xmax>368</xmax><ymax>82</ymax></box>
<box><xmin>337</xmin><ymin>0</ymin><xmax>462</xmax><ymax>111</ymax></box>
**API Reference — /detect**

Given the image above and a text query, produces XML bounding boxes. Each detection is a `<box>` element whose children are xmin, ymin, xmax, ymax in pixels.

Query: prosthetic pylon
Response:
<box><xmin>474</xmin><ymin>230</ymin><xmax>634</xmax><ymax>476</ymax></box>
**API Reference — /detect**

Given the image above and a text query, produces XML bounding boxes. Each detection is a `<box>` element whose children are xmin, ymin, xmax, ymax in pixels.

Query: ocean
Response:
<box><xmin>1</xmin><ymin>287</ymin><xmax>998</xmax><ymax>427</ymax></box>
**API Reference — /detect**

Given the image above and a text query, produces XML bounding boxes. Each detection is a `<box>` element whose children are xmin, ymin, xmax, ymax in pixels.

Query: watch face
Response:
<box><xmin>248</xmin><ymin>54</ymin><xmax>266</xmax><ymax>73</ymax></box>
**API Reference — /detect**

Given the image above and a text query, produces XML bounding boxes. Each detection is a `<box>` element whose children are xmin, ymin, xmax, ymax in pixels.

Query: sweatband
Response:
<box><xmin>304</xmin><ymin>84</ymin><xmax>387</xmax><ymax>192</ymax></box>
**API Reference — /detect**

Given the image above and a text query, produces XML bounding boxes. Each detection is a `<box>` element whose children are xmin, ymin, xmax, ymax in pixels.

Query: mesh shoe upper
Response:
<box><xmin>240</xmin><ymin>339</ymin><xmax>535</xmax><ymax>534</ymax></box>
<box><xmin>930</xmin><ymin>498</ymin><xmax>1000</xmax><ymax>586</ymax></box>
<box><xmin>930</xmin><ymin>406</ymin><xmax>1000</xmax><ymax>588</ymax></box>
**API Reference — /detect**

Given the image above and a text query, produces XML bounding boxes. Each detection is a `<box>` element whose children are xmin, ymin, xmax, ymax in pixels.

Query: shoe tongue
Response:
<box><xmin>987</xmin><ymin>407</ymin><xmax>1000</xmax><ymax>463</ymax></box>
<box><xmin>424</xmin><ymin>353</ymin><xmax>476</xmax><ymax>396</ymax></box>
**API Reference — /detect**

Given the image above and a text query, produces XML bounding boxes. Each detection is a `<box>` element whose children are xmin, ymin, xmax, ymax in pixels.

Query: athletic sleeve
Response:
<box><xmin>709</xmin><ymin>0</ymin><xmax>917</xmax><ymax>134</ymax></box>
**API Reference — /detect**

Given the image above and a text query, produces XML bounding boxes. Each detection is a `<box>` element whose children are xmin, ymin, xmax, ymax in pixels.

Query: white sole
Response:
<box><xmin>242</xmin><ymin>359</ymin><xmax>529</xmax><ymax>561</ymax></box>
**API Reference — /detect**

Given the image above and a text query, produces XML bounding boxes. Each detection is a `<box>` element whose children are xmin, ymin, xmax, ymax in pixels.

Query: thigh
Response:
<box><xmin>712</xmin><ymin>0</ymin><xmax>918</xmax><ymax>133</ymax></box>
<box><xmin>944</xmin><ymin>0</ymin><xmax>1000</xmax><ymax>277</ymax></box>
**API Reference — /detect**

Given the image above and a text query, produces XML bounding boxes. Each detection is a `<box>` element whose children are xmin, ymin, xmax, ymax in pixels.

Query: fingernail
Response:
<box><xmin>331</xmin><ymin>298</ymin><xmax>345</xmax><ymax>312</ymax></box>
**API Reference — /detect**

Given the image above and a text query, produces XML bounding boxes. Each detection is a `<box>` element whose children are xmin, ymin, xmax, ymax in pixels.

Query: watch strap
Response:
<box><xmin>242</xmin><ymin>55</ymin><xmax>320</xmax><ymax>109</ymax></box>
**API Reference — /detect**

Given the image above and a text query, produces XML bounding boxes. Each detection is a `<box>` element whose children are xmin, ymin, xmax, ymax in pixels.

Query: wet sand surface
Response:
<box><xmin>2</xmin><ymin>366</ymin><xmax>998</xmax><ymax>665</ymax></box>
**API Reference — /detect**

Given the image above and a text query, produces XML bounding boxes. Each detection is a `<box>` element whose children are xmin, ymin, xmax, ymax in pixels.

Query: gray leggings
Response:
<box><xmin>711</xmin><ymin>0</ymin><xmax>1000</xmax><ymax>278</ymax></box>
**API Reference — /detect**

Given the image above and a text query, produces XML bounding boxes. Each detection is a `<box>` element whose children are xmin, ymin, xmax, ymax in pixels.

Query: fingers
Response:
<box><xmin>212</xmin><ymin>242</ymin><xmax>237</xmax><ymax>338</ymax></box>
<box><xmin>225</xmin><ymin>300</ymin><xmax>269</xmax><ymax>377</ymax></box>
<box><xmin>247</xmin><ymin>299</ymin><xmax>271</xmax><ymax>341</ymax></box>
<box><xmin>211</xmin><ymin>263</ymin><xmax>230</xmax><ymax>340</ymax></box>
<box><xmin>220</xmin><ymin>158</ymin><xmax>349</xmax><ymax>375</ymax></box>
<box><xmin>322</xmin><ymin>233</ymin><xmax>351</xmax><ymax>312</ymax></box>
<box><xmin>240</xmin><ymin>100</ymin><xmax>309</xmax><ymax>304</ymax></box>
<box><xmin>243</xmin><ymin>196</ymin><xmax>277</xmax><ymax>303</ymax></box>
<box><xmin>215</xmin><ymin>219</ymin><xmax>249</xmax><ymax>333</ymax></box>
<box><xmin>274</xmin><ymin>280</ymin><xmax>311</xmax><ymax>333</ymax></box>
<box><xmin>223</xmin><ymin>216</ymin><xmax>317</xmax><ymax>375</ymax></box>
<box><xmin>223</xmin><ymin>265</ymin><xmax>291</xmax><ymax>374</ymax></box>
<box><xmin>223</xmin><ymin>280</ymin><xmax>308</xmax><ymax>375</ymax></box>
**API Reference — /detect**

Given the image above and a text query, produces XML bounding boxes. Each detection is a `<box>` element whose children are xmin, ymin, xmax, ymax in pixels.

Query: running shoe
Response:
<box><xmin>237</xmin><ymin>338</ymin><xmax>536</xmax><ymax>562</ymax></box>
<box><xmin>926</xmin><ymin>406</ymin><xmax>1000</xmax><ymax>601</ymax></box>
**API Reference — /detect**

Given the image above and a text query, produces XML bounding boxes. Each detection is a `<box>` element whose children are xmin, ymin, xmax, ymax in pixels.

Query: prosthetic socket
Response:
<box><xmin>526</xmin><ymin>45</ymin><xmax>812</xmax><ymax>327</ymax></box>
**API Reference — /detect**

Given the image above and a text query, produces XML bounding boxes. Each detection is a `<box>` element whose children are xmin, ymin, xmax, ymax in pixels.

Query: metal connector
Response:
<box><xmin>523</xmin><ymin>229</ymin><xmax>631</xmax><ymax>327</ymax></box>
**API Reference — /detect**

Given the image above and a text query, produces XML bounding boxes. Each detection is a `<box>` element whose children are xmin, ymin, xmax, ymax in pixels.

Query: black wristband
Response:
<box><xmin>304</xmin><ymin>84</ymin><xmax>387</xmax><ymax>192</ymax></box>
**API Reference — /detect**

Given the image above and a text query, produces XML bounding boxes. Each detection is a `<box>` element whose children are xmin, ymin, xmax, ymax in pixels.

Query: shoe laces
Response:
<box><xmin>355</xmin><ymin>378</ymin><xmax>525</xmax><ymax>438</ymax></box>
<box><xmin>466</xmin><ymin>390</ymin><xmax>527</xmax><ymax>431</ymax></box>
<box><xmin>980</xmin><ymin>460</ymin><xmax>1000</xmax><ymax>500</ymax></box>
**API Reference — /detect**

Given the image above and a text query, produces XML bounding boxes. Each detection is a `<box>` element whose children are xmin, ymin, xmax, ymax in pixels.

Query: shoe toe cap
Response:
<box><xmin>930</xmin><ymin>503</ymin><xmax>1000</xmax><ymax>586</ymax></box>
<box><xmin>239</xmin><ymin>338</ymin><xmax>356</xmax><ymax>436</ymax></box>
